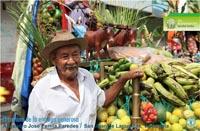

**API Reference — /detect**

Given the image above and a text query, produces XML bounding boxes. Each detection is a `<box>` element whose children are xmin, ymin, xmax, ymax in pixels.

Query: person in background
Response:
<box><xmin>187</xmin><ymin>35</ymin><xmax>198</xmax><ymax>59</ymax></box>
<box><xmin>23</xmin><ymin>32</ymin><xmax>143</xmax><ymax>131</ymax></box>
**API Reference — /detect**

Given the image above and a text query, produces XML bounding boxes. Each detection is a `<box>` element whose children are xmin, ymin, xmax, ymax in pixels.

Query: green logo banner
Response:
<box><xmin>164</xmin><ymin>13</ymin><xmax>200</xmax><ymax>31</ymax></box>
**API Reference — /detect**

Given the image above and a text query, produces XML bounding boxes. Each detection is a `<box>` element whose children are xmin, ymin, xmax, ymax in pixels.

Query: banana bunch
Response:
<box><xmin>141</xmin><ymin>62</ymin><xmax>200</xmax><ymax>107</ymax></box>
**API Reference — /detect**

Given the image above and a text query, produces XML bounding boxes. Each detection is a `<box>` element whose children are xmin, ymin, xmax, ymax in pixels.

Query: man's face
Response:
<box><xmin>52</xmin><ymin>45</ymin><xmax>81</xmax><ymax>80</ymax></box>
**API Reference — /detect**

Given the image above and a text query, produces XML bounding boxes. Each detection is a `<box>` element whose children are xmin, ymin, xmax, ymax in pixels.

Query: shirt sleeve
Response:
<box><xmin>23</xmin><ymin>90</ymin><xmax>47</xmax><ymax>130</ymax></box>
<box><xmin>96</xmin><ymin>85</ymin><xmax>106</xmax><ymax>108</ymax></box>
<box><xmin>88</xmin><ymin>71</ymin><xmax>106</xmax><ymax>108</ymax></box>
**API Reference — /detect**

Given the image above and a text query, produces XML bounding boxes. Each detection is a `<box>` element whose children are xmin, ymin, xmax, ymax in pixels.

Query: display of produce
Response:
<box><xmin>97</xmin><ymin>57</ymin><xmax>200</xmax><ymax>130</ymax></box>
<box><xmin>164</xmin><ymin>101</ymin><xmax>200</xmax><ymax>131</ymax></box>
<box><xmin>96</xmin><ymin>106</ymin><xmax>132</xmax><ymax>130</ymax></box>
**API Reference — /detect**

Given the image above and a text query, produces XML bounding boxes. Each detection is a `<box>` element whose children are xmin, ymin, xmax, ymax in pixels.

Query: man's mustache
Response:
<box><xmin>64</xmin><ymin>65</ymin><xmax>78</xmax><ymax>69</ymax></box>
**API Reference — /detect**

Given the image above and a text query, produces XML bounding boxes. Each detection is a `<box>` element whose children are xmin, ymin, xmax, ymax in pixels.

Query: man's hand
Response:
<box><xmin>103</xmin><ymin>68</ymin><xmax>144</xmax><ymax>107</ymax></box>
<box><xmin>120</xmin><ymin>69</ymin><xmax>144</xmax><ymax>81</ymax></box>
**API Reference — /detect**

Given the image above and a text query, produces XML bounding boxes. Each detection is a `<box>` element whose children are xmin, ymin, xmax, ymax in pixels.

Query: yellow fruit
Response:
<box><xmin>179</xmin><ymin>118</ymin><xmax>186</xmax><ymax>128</ymax></box>
<box><xmin>194</xmin><ymin>108</ymin><xmax>200</xmax><ymax>118</ymax></box>
<box><xmin>110</xmin><ymin>119</ymin><xmax>122</xmax><ymax>131</ymax></box>
<box><xmin>183</xmin><ymin>110</ymin><xmax>194</xmax><ymax>119</ymax></box>
<box><xmin>98</xmin><ymin>108</ymin><xmax>106</xmax><ymax>114</ymax></box>
<box><xmin>169</xmin><ymin>114</ymin><xmax>179</xmax><ymax>124</ymax></box>
<box><xmin>164</xmin><ymin>122</ymin><xmax>171</xmax><ymax>131</ymax></box>
<box><xmin>130</xmin><ymin>64</ymin><xmax>139</xmax><ymax>70</ymax></box>
<box><xmin>196</xmin><ymin>119</ymin><xmax>200</xmax><ymax>129</ymax></box>
<box><xmin>172</xmin><ymin>108</ymin><xmax>184</xmax><ymax>118</ymax></box>
<box><xmin>120</xmin><ymin>115</ymin><xmax>131</xmax><ymax>129</ymax></box>
<box><xmin>166</xmin><ymin>112</ymin><xmax>171</xmax><ymax>121</ymax></box>
<box><xmin>107</xmin><ymin>104</ymin><xmax>117</xmax><ymax>116</ymax></box>
<box><xmin>171</xmin><ymin>123</ymin><xmax>183</xmax><ymax>131</ymax></box>
<box><xmin>98</xmin><ymin>110</ymin><xmax>108</xmax><ymax>122</ymax></box>
<box><xmin>191</xmin><ymin>101</ymin><xmax>200</xmax><ymax>110</ymax></box>
<box><xmin>107</xmin><ymin>116</ymin><xmax>117</xmax><ymax>125</ymax></box>
<box><xmin>140</xmin><ymin>125</ymin><xmax>148</xmax><ymax>131</ymax></box>
<box><xmin>117</xmin><ymin>109</ymin><xmax>127</xmax><ymax>119</ymax></box>
<box><xmin>98</xmin><ymin>122</ymin><xmax>108</xmax><ymax>130</ymax></box>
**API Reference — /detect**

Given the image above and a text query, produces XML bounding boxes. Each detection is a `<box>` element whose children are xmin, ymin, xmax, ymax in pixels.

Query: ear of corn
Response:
<box><xmin>144</xmin><ymin>65</ymin><xmax>158</xmax><ymax>79</ymax></box>
<box><xmin>182</xmin><ymin>85</ymin><xmax>198</xmax><ymax>90</ymax></box>
<box><xmin>163</xmin><ymin>77</ymin><xmax>188</xmax><ymax>100</ymax></box>
<box><xmin>161</xmin><ymin>63</ymin><xmax>173</xmax><ymax>75</ymax></box>
<box><xmin>172</xmin><ymin>65</ymin><xmax>198</xmax><ymax>79</ymax></box>
<box><xmin>184</xmin><ymin>63</ymin><xmax>200</xmax><ymax>70</ymax></box>
<box><xmin>190</xmin><ymin>68</ymin><xmax>200</xmax><ymax>76</ymax></box>
<box><xmin>169</xmin><ymin>72</ymin><xmax>189</xmax><ymax>78</ymax></box>
<box><xmin>154</xmin><ymin>82</ymin><xmax>185</xmax><ymax>106</ymax></box>
<box><xmin>175</xmin><ymin>77</ymin><xmax>197</xmax><ymax>85</ymax></box>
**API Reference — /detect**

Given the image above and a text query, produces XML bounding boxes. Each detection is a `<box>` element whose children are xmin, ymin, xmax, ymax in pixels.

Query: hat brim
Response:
<box><xmin>42</xmin><ymin>37</ymin><xmax>87</xmax><ymax>60</ymax></box>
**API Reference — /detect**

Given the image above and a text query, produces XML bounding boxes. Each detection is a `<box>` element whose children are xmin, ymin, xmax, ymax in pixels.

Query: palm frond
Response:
<box><xmin>8</xmin><ymin>1</ymin><xmax>49</xmax><ymax>67</ymax></box>
<box><xmin>94</xmin><ymin>2</ymin><xmax>152</xmax><ymax>27</ymax></box>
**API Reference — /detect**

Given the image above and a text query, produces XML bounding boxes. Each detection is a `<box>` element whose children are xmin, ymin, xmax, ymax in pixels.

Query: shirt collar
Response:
<box><xmin>77</xmin><ymin>68</ymin><xmax>86</xmax><ymax>82</ymax></box>
<box><xmin>49</xmin><ymin>67</ymin><xmax>86</xmax><ymax>88</ymax></box>
<box><xmin>49</xmin><ymin>67</ymin><xmax>60</xmax><ymax>88</ymax></box>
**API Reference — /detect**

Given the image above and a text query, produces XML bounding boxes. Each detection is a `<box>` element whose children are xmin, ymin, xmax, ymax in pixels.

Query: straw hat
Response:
<box><xmin>42</xmin><ymin>32</ymin><xmax>87</xmax><ymax>59</ymax></box>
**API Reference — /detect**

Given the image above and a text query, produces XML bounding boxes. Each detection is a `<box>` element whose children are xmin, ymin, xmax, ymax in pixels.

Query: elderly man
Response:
<box><xmin>23</xmin><ymin>32</ymin><xmax>143</xmax><ymax>130</ymax></box>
